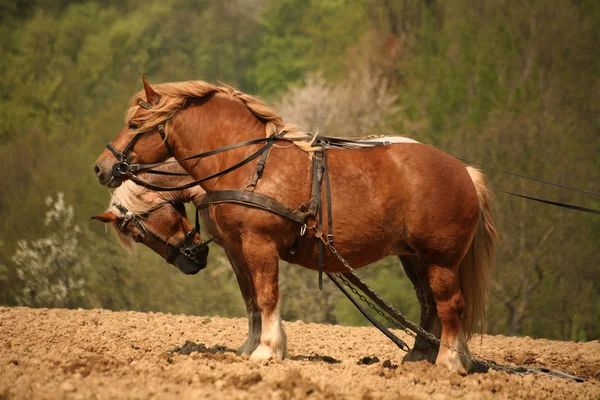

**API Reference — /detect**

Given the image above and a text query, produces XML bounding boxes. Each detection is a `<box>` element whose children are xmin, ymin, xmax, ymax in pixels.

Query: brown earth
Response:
<box><xmin>0</xmin><ymin>307</ymin><xmax>598</xmax><ymax>399</ymax></box>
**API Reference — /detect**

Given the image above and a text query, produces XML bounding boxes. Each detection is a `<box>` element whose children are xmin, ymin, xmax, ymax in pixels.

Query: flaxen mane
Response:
<box><xmin>106</xmin><ymin>180</ymin><xmax>162</xmax><ymax>252</ymax></box>
<box><xmin>125</xmin><ymin>81</ymin><xmax>318</xmax><ymax>153</ymax></box>
<box><xmin>108</xmin><ymin>180</ymin><xmax>156</xmax><ymax>216</ymax></box>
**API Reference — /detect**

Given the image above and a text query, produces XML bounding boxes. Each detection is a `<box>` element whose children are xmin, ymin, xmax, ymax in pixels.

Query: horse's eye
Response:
<box><xmin>129</xmin><ymin>124</ymin><xmax>138</xmax><ymax>130</ymax></box>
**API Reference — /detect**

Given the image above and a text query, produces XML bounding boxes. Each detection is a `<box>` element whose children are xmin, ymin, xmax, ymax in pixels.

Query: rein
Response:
<box><xmin>127</xmin><ymin>136</ymin><xmax>283</xmax><ymax>191</ymax></box>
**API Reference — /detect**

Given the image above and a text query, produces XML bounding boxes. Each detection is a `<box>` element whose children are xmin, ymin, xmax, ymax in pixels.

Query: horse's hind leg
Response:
<box><xmin>428</xmin><ymin>263</ymin><xmax>471</xmax><ymax>374</ymax></box>
<box><xmin>223</xmin><ymin>248</ymin><xmax>262</xmax><ymax>356</ymax></box>
<box><xmin>241</xmin><ymin>234</ymin><xmax>286</xmax><ymax>360</ymax></box>
<box><xmin>399</xmin><ymin>256</ymin><xmax>440</xmax><ymax>364</ymax></box>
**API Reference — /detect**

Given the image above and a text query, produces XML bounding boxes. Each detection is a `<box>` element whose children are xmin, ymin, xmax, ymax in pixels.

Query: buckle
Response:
<box><xmin>138</xmin><ymin>100</ymin><xmax>152</xmax><ymax>110</ymax></box>
<box><xmin>300</xmin><ymin>224</ymin><xmax>307</xmax><ymax>236</ymax></box>
<box><xmin>327</xmin><ymin>233</ymin><xmax>334</xmax><ymax>245</ymax></box>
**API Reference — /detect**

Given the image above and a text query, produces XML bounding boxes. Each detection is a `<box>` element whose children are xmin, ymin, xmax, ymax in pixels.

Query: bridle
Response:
<box><xmin>104</xmin><ymin>96</ymin><xmax>296</xmax><ymax>189</ymax></box>
<box><xmin>106</xmin><ymin>100</ymin><xmax>174</xmax><ymax>179</ymax></box>
<box><xmin>113</xmin><ymin>200</ymin><xmax>213</xmax><ymax>265</ymax></box>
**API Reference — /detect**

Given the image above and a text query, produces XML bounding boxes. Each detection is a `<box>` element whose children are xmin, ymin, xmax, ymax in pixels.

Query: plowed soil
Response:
<box><xmin>0</xmin><ymin>307</ymin><xmax>598</xmax><ymax>399</ymax></box>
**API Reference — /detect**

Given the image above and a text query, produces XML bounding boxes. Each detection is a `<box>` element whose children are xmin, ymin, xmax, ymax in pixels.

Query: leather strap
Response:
<box><xmin>322</xmin><ymin>142</ymin><xmax>334</xmax><ymax>246</ymax></box>
<box><xmin>129</xmin><ymin>139</ymin><xmax>277</xmax><ymax>191</ymax></box>
<box><xmin>312</xmin><ymin>147</ymin><xmax>326</xmax><ymax>289</ymax></box>
<box><xmin>129</xmin><ymin>136</ymin><xmax>278</xmax><ymax>173</ymax></box>
<box><xmin>196</xmin><ymin>190</ymin><xmax>308</xmax><ymax>224</ymax></box>
<box><xmin>246</xmin><ymin>144</ymin><xmax>272</xmax><ymax>192</ymax></box>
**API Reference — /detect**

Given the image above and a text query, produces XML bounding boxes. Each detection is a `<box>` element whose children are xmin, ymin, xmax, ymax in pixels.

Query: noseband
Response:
<box><xmin>106</xmin><ymin>100</ymin><xmax>173</xmax><ymax>178</ymax></box>
<box><xmin>113</xmin><ymin>201</ymin><xmax>212</xmax><ymax>265</ymax></box>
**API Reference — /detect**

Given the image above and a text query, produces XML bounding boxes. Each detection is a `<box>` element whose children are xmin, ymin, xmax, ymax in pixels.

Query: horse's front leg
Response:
<box><xmin>223</xmin><ymin>247</ymin><xmax>262</xmax><ymax>356</ymax></box>
<box><xmin>241</xmin><ymin>233</ymin><xmax>286</xmax><ymax>360</ymax></box>
<box><xmin>200</xmin><ymin>204</ymin><xmax>263</xmax><ymax>356</ymax></box>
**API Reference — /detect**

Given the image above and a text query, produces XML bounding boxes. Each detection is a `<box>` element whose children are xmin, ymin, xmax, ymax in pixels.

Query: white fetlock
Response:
<box><xmin>437</xmin><ymin>348</ymin><xmax>471</xmax><ymax>375</ymax></box>
<box><xmin>250</xmin><ymin>344</ymin><xmax>275</xmax><ymax>361</ymax></box>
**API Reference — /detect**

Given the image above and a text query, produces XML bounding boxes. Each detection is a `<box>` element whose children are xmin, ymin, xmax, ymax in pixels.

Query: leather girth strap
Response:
<box><xmin>196</xmin><ymin>144</ymin><xmax>334</xmax><ymax>291</ymax></box>
<box><xmin>196</xmin><ymin>190</ymin><xmax>308</xmax><ymax>224</ymax></box>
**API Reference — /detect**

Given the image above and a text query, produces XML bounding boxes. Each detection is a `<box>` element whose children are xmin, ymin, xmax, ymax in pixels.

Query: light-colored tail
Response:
<box><xmin>461</xmin><ymin>166</ymin><xmax>497</xmax><ymax>339</ymax></box>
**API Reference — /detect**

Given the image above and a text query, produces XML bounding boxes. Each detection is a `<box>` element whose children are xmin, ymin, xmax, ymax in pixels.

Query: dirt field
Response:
<box><xmin>0</xmin><ymin>307</ymin><xmax>598</xmax><ymax>399</ymax></box>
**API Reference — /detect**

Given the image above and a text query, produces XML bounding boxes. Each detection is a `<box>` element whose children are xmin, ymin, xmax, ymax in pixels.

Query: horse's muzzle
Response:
<box><xmin>173</xmin><ymin>254</ymin><xmax>207</xmax><ymax>275</ymax></box>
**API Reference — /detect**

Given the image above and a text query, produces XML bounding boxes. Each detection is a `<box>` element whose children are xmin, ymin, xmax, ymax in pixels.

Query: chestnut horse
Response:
<box><xmin>92</xmin><ymin>166</ymin><xmax>209</xmax><ymax>275</ymax></box>
<box><xmin>93</xmin><ymin>78</ymin><xmax>496</xmax><ymax>373</ymax></box>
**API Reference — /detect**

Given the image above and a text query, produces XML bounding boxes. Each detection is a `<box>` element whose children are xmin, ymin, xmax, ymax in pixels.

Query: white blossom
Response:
<box><xmin>12</xmin><ymin>192</ymin><xmax>88</xmax><ymax>308</ymax></box>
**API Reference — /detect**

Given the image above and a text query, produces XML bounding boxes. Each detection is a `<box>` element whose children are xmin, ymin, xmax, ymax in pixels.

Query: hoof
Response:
<box><xmin>436</xmin><ymin>348</ymin><xmax>472</xmax><ymax>374</ymax></box>
<box><xmin>250</xmin><ymin>344</ymin><xmax>277</xmax><ymax>361</ymax></box>
<box><xmin>237</xmin><ymin>337</ymin><xmax>260</xmax><ymax>356</ymax></box>
<box><xmin>402</xmin><ymin>350</ymin><xmax>428</xmax><ymax>363</ymax></box>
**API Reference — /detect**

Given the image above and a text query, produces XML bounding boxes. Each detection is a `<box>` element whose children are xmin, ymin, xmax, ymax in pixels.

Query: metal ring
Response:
<box><xmin>117</xmin><ymin>162</ymin><xmax>130</xmax><ymax>174</ymax></box>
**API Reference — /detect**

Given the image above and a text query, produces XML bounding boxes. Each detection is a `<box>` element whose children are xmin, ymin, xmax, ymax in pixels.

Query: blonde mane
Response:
<box><xmin>106</xmin><ymin>180</ymin><xmax>165</xmax><ymax>252</ymax></box>
<box><xmin>125</xmin><ymin>80</ymin><xmax>318</xmax><ymax>153</ymax></box>
<box><xmin>108</xmin><ymin>179</ymin><xmax>157</xmax><ymax>216</ymax></box>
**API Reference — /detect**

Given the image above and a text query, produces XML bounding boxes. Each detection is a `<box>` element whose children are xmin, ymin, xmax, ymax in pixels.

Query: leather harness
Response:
<box><xmin>106</xmin><ymin>98</ymin><xmax>388</xmax><ymax>287</ymax></box>
<box><xmin>113</xmin><ymin>201</ymin><xmax>214</xmax><ymax>265</ymax></box>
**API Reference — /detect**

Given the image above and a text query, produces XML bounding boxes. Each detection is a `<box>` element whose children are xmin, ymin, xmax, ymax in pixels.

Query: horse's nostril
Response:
<box><xmin>93</xmin><ymin>163</ymin><xmax>101</xmax><ymax>176</ymax></box>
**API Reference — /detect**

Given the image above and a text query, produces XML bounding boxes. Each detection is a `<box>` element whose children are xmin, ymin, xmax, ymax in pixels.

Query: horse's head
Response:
<box><xmin>94</xmin><ymin>76</ymin><xmax>173</xmax><ymax>188</ymax></box>
<box><xmin>92</xmin><ymin>181</ymin><xmax>209</xmax><ymax>275</ymax></box>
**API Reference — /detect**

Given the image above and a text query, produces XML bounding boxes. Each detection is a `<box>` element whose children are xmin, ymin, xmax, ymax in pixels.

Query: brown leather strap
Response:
<box><xmin>196</xmin><ymin>190</ymin><xmax>307</xmax><ymax>224</ymax></box>
<box><xmin>308</xmin><ymin>151</ymin><xmax>324</xmax><ymax>218</ymax></box>
<box><xmin>246</xmin><ymin>144</ymin><xmax>272</xmax><ymax>192</ymax></box>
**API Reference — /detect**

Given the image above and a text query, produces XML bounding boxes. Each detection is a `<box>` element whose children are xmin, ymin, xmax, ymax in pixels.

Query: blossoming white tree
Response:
<box><xmin>12</xmin><ymin>193</ymin><xmax>88</xmax><ymax>308</ymax></box>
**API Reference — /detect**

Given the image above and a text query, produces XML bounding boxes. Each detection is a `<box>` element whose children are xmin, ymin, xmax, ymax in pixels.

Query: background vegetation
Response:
<box><xmin>0</xmin><ymin>0</ymin><xmax>598</xmax><ymax>341</ymax></box>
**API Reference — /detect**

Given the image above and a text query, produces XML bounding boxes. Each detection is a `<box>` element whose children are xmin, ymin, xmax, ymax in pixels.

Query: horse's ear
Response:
<box><xmin>91</xmin><ymin>212</ymin><xmax>118</xmax><ymax>223</ymax></box>
<box><xmin>142</xmin><ymin>75</ymin><xmax>160</xmax><ymax>105</ymax></box>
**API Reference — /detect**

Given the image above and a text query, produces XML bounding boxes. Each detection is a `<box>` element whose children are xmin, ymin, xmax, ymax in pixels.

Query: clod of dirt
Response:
<box><xmin>228</xmin><ymin>372</ymin><xmax>262</xmax><ymax>390</ymax></box>
<box><xmin>168</xmin><ymin>341</ymin><xmax>234</xmax><ymax>356</ymax></box>
<box><xmin>276</xmin><ymin>369</ymin><xmax>324</xmax><ymax>398</ymax></box>
<box><xmin>357</xmin><ymin>356</ymin><xmax>380</xmax><ymax>365</ymax></box>
<box><xmin>290</xmin><ymin>354</ymin><xmax>341</xmax><ymax>364</ymax></box>
<box><xmin>382</xmin><ymin>360</ymin><xmax>397</xmax><ymax>369</ymax></box>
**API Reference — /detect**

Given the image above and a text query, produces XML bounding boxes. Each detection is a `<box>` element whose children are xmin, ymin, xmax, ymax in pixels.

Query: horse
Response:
<box><xmin>93</xmin><ymin>77</ymin><xmax>497</xmax><ymax>374</ymax></box>
<box><xmin>92</xmin><ymin>162</ymin><xmax>267</xmax><ymax>357</ymax></box>
<box><xmin>91</xmin><ymin>166</ymin><xmax>209</xmax><ymax>275</ymax></box>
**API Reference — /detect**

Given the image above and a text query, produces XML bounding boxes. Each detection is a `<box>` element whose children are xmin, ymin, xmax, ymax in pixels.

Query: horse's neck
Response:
<box><xmin>171</xmin><ymin>95</ymin><xmax>268</xmax><ymax>189</ymax></box>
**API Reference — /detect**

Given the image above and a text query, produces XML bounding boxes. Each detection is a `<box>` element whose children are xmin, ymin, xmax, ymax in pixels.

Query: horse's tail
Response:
<box><xmin>461</xmin><ymin>166</ymin><xmax>497</xmax><ymax>340</ymax></box>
